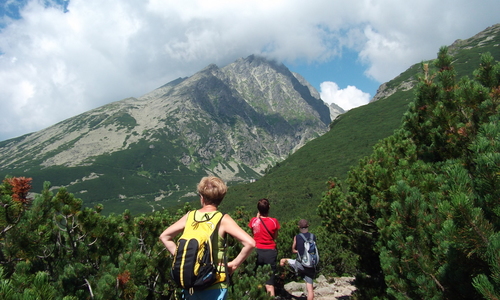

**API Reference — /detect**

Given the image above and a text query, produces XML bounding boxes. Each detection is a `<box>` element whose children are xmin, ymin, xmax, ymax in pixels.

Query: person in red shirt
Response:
<box><xmin>248</xmin><ymin>198</ymin><xmax>281</xmax><ymax>297</ymax></box>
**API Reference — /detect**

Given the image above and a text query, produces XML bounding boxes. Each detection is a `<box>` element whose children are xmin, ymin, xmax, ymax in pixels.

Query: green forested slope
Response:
<box><xmin>221</xmin><ymin>88</ymin><xmax>413</xmax><ymax>224</ymax></box>
<box><xmin>319</xmin><ymin>48</ymin><xmax>500</xmax><ymax>299</ymax></box>
<box><xmin>221</xmin><ymin>24</ymin><xmax>500</xmax><ymax>226</ymax></box>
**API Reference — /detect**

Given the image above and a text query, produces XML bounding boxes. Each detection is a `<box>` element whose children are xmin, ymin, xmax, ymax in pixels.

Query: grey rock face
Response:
<box><xmin>0</xmin><ymin>55</ymin><xmax>330</xmax><ymax>207</ymax></box>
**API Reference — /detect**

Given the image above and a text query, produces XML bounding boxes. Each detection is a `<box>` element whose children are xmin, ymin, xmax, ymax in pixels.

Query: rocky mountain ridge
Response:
<box><xmin>0</xmin><ymin>55</ymin><xmax>332</xmax><ymax>213</ymax></box>
<box><xmin>1</xmin><ymin>56</ymin><xmax>330</xmax><ymax>171</ymax></box>
<box><xmin>370</xmin><ymin>23</ymin><xmax>500</xmax><ymax>103</ymax></box>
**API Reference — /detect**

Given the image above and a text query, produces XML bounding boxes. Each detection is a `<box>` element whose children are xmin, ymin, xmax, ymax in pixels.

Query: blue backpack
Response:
<box><xmin>298</xmin><ymin>233</ymin><xmax>319</xmax><ymax>268</ymax></box>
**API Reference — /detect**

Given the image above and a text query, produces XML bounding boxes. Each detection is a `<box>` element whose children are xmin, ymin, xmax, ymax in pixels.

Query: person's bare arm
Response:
<box><xmin>221</xmin><ymin>214</ymin><xmax>255</xmax><ymax>274</ymax></box>
<box><xmin>159</xmin><ymin>213</ymin><xmax>188</xmax><ymax>255</ymax></box>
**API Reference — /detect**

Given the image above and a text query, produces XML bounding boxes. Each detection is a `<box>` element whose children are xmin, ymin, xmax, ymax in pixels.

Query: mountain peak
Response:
<box><xmin>200</xmin><ymin>63</ymin><xmax>220</xmax><ymax>72</ymax></box>
<box><xmin>0</xmin><ymin>55</ymin><xmax>331</xmax><ymax>213</ymax></box>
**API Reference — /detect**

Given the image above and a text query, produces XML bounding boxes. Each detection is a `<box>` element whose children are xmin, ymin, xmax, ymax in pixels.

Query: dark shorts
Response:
<box><xmin>256</xmin><ymin>248</ymin><xmax>277</xmax><ymax>285</ymax></box>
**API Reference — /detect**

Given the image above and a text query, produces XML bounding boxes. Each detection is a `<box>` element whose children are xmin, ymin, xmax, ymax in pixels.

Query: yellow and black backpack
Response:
<box><xmin>171</xmin><ymin>210</ymin><xmax>226</xmax><ymax>293</ymax></box>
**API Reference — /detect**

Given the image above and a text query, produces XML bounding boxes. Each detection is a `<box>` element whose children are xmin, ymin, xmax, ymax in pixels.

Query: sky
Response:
<box><xmin>0</xmin><ymin>0</ymin><xmax>499</xmax><ymax>142</ymax></box>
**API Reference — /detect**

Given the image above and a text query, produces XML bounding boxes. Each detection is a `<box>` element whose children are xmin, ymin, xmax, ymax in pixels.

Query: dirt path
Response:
<box><xmin>281</xmin><ymin>275</ymin><xmax>356</xmax><ymax>299</ymax></box>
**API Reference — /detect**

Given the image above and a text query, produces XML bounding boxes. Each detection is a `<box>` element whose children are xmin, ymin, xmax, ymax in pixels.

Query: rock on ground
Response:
<box><xmin>282</xmin><ymin>275</ymin><xmax>356</xmax><ymax>299</ymax></box>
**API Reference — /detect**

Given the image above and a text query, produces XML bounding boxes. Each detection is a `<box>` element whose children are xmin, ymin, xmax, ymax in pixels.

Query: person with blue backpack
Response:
<box><xmin>280</xmin><ymin>219</ymin><xmax>319</xmax><ymax>300</ymax></box>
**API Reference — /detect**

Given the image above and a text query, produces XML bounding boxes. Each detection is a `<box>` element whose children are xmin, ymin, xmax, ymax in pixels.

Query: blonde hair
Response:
<box><xmin>197</xmin><ymin>176</ymin><xmax>227</xmax><ymax>206</ymax></box>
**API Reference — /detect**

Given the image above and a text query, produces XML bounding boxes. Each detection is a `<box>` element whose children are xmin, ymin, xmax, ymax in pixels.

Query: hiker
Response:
<box><xmin>249</xmin><ymin>198</ymin><xmax>280</xmax><ymax>297</ymax></box>
<box><xmin>280</xmin><ymin>219</ymin><xmax>318</xmax><ymax>300</ymax></box>
<box><xmin>159</xmin><ymin>176</ymin><xmax>255</xmax><ymax>300</ymax></box>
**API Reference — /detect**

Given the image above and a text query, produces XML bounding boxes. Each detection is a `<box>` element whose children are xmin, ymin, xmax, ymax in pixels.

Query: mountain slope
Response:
<box><xmin>0</xmin><ymin>55</ymin><xmax>331</xmax><ymax>214</ymax></box>
<box><xmin>221</xmin><ymin>23</ymin><xmax>500</xmax><ymax>224</ymax></box>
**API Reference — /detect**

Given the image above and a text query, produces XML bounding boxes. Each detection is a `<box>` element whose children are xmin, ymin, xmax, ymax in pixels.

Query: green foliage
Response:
<box><xmin>230</xmin><ymin>263</ymin><xmax>274</xmax><ymax>299</ymax></box>
<box><xmin>0</xmin><ymin>181</ymin><xmax>287</xmax><ymax>299</ymax></box>
<box><xmin>0</xmin><ymin>179</ymin><xmax>185</xmax><ymax>299</ymax></box>
<box><xmin>1</xmin><ymin>27</ymin><xmax>500</xmax><ymax>300</ymax></box>
<box><xmin>319</xmin><ymin>48</ymin><xmax>500</xmax><ymax>299</ymax></box>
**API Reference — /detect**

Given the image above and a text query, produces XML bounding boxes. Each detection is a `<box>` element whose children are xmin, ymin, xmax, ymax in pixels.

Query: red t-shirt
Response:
<box><xmin>248</xmin><ymin>217</ymin><xmax>280</xmax><ymax>249</ymax></box>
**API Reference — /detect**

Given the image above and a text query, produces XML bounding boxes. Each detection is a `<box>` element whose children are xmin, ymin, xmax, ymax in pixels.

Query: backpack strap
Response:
<box><xmin>259</xmin><ymin>217</ymin><xmax>275</xmax><ymax>240</ymax></box>
<box><xmin>192</xmin><ymin>210</ymin><xmax>223</xmax><ymax>223</ymax></box>
<box><xmin>299</xmin><ymin>232</ymin><xmax>315</xmax><ymax>242</ymax></box>
<box><xmin>299</xmin><ymin>233</ymin><xmax>308</xmax><ymax>243</ymax></box>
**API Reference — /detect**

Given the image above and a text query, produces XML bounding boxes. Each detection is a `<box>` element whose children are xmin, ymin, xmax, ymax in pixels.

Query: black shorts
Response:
<box><xmin>256</xmin><ymin>248</ymin><xmax>277</xmax><ymax>285</ymax></box>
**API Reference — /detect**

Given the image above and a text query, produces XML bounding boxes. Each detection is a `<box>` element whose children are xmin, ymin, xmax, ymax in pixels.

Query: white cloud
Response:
<box><xmin>0</xmin><ymin>0</ymin><xmax>499</xmax><ymax>140</ymax></box>
<box><xmin>319</xmin><ymin>82</ymin><xmax>370</xmax><ymax>111</ymax></box>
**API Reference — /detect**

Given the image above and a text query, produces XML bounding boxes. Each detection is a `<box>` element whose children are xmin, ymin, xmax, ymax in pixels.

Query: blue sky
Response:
<box><xmin>287</xmin><ymin>48</ymin><xmax>378</xmax><ymax>108</ymax></box>
<box><xmin>1</xmin><ymin>0</ymin><xmax>499</xmax><ymax>141</ymax></box>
